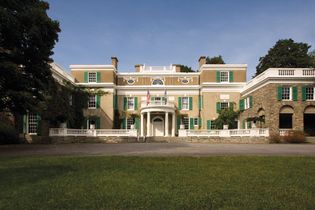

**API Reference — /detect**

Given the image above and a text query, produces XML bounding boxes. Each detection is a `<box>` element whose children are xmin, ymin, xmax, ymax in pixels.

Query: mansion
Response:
<box><xmin>24</xmin><ymin>56</ymin><xmax>315</xmax><ymax>137</ymax></box>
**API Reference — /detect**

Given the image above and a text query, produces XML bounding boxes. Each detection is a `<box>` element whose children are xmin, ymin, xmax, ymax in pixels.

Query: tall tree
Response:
<box><xmin>0</xmin><ymin>0</ymin><xmax>60</xmax><ymax>114</ymax></box>
<box><xmin>309</xmin><ymin>50</ymin><xmax>315</xmax><ymax>67</ymax></box>
<box><xmin>206</xmin><ymin>55</ymin><xmax>225</xmax><ymax>64</ymax></box>
<box><xmin>180</xmin><ymin>65</ymin><xmax>194</xmax><ymax>72</ymax></box>
<box><xmin>255</xmin><ymin>39</ymin><xmax>313</xmax><ymax>76</ymax></box>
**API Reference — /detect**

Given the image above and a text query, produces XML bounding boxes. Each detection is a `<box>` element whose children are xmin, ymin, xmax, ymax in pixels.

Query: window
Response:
<box><xmin>220</xmin><ymin>71</ymin><xmax>229</xmax><ymax>82</ymax></box>
<box><xmin>152</xmin><ymin>79</ymin><xmax>164</xmax><ymax>85</ymax></box>
<box><xmin>88</xmin><ymin>72</ymin><xmax>96</xmax><ymax>83</ymax></box>
<box><xmin>193</xmin><ymin>118</ymin><xmax>198</xmax><ymax>126</ymax></box>
<box><xmin>127</xmin><ymin>118</ymin><xmax>135</xmax><ymax>129</ymax></box>
<box><xmin>127</xmin><ymin>79</ymin><xmax>135</xmax><ymax>85</ymax></box>
<box><xmin>306</xmin><ymin>87</ymin><xmax>314</xmax><ymax>100</ymax></box>
<box><xmin>28</xmin><ymin>113</ymin><xmax>37</xmax><ymax>134</ymax></box>
<box><xmin>182</xmin><ymin>97</ymin><xmax>189</xmax><ymax>110</ymax></box>
<box><xmin>182</xmin><ymin>117</ymin><xmax>189</xmax><ymax>129</ymax></box>
<box><xmin>127</xmin><ymin>97</ymin><xmax>134</xmax><ymax>110</ymax></box>
<box><xmin>88</xmin><ymin>95</ymin><xmax>96</xmax><ymax>108</ymax></box>
<box><xmin>282</xmin><ymin>87</ymin><xmax>291</xmax><ymax>100</ymax></box>
<box><xmin>210</xmin><ymin>120</ymin><xmax>216</xmax><ymax>129</ymax></box>
<box><xmin>220</xmin><ymin>102</ymin><xmax>229</xmax><ymax>110</ymax></box>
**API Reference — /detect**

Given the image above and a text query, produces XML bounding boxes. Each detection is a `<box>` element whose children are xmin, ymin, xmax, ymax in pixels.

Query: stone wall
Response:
<box><xmin>240</xmin><ymin>83</ymin><xmax>315</xmax><ymax>134</ymax></box>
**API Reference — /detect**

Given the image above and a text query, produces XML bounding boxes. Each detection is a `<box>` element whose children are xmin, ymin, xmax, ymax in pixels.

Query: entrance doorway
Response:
<box><xmin>304</xmin><ymin>106</ymin><xmax>315</xmax><ymax>136</ymax></box>
<box><xmin>152</xmin><ymin>117</ymin><xmax>164</xmax><ymax>136</ymax></box>
<box><xmin>279</xmin><ymin>106</ymin><xmax>294</xmax><ymax>129</ymax></box>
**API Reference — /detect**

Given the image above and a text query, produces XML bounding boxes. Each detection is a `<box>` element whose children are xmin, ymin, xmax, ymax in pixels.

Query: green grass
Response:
<box><xmin>0</xmin><ymin>156</ymin><xmax>314</xmax><ymax>210</ymax></box>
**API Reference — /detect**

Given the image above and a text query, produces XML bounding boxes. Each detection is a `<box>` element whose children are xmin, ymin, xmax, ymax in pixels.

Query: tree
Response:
<box><xmin>180</xmin><ymin>65</ymin><xmax>194</xmax><ymax>72</ymax></box>
<box><xmin>214</xmin><ymin>107</ymin><xmax>239</xmax><ymax>129</ymax></box>
<box><xmin>206</xmin><ymin>55</ymin><xmax>225</xmax><ymax>64</ymax></box>
<box><xmin>0</xmin><ymin>0</ymin><xmax>60</xmax><ymax>115</ymax></box>
<box><xmin>309</xmin><ymin>50</ymin><xmax>315</xmax><ymax>67</ymax></box>
<box><xmin>255</xmin><ymin>39</ymin><xmax>313</xmax><ymax>76</ymax></box>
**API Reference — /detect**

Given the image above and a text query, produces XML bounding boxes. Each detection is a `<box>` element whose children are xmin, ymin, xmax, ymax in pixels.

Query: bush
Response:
<box><xmin>0</xmin><ymin>122</ymin><xmax>20</xmax><ymax>144</ymax></box>
<box><xmin>283</xmin><ymin>130</ymin><xmax>306</xmax><ymax>144</ymax></box>
<box><xmin>269</xmin><ymin>133</ymin><xmax>282</xmax><ymax>143</ymax></box>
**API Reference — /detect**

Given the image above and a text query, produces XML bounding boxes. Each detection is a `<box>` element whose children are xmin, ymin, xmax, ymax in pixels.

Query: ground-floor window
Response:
<box><xmin>28</xmin><ymin>113</ymin><xmax>38</xmax><ymax>134</ymax></box>
<box><xmin>279</xmin><ymin>113</ymin><xmax>293</xmax><ymax>129</ymax></box>
<box><xmin>127</xmin><ymin>118</ymin><xmax>135</xmax><ymax>129</ymax></box>
<box><xmin>182</xmin><ymin>117</ymin><xmax>189</xmax><ymax>129</ymax></box>
<box><xmin>304</xmin><ymin>113</ymin><xmax>315</xmax><ymax>136</ymax></box>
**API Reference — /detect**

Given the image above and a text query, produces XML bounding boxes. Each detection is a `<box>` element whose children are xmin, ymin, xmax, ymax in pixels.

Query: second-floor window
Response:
<box><xmin>282</xmin><ymin>87</ymin><xmax>291</xmax><ymax>100</ymax></box>
<box><xmin>306</xmin><ymin>87</ymin><xmax>314</xmax><ymax>100</ymax></box>
<box><xmin>127</xmin><ymin>97</ymin><xmax>134</xmax><ymax>110</ymax></box>
<box><xmin>88</xmin><ymin>72</ymin><xmax>96</xmax><ymax>83</ymax></box>
<box><xmin>88</xmin><ymin>95</ymin><xmax>96</xmax><ymax>108</ymax></box>
<box><xmin>220</xmin><ymin>102</ymin><xmax>229</xmax><ymax>110</ymax></box>
<box><xmin>220</xmin><ymin>71</ymin><xmax>229</xmax><ymax>82</ymax></box>
<box><xmin>182</xmin><ymin>97</ymin><xmax>189</xmax><ymax>110</ymax></box>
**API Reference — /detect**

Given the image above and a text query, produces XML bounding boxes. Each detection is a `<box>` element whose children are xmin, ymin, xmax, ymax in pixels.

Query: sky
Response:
<box><xmin>46</xmin><ymin>0</ymin><xmax>315</xmax><ymax>78</ymax></box>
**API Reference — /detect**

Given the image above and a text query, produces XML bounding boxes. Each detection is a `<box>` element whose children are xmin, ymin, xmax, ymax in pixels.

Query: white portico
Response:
<box><xmin>140</xmin><ymin>100</ymin><xmax>176</xmax><ymax>137</ymax></box>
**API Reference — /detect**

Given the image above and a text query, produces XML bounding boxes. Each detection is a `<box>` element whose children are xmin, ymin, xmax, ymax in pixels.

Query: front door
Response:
<box><xmin>153</xmin><ymin>118</ymin><xmax>164</xmax><ymax>136</ymax></box>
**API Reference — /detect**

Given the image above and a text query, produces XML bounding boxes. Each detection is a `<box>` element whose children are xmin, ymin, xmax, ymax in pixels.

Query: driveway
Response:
<box><xmin>1</xmin><ymin>143</ymin><xmax>315</xmax><ymax>156</ymax></box>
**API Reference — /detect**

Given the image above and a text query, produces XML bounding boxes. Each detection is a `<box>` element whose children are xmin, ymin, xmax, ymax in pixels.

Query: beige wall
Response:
<box><xmin>200</xmin><ymin>70</ymin><xmax>246</xmax><ymax>83</ymax></box>
<box><xmin>72</xmin><ymin>70</ymin><xmax>115</xmax><ymax>83</ymax></box>
<box><xmin>117</xmin><ymin>76</ymin><xmax>199</xmax><ymax>86</ymax></box>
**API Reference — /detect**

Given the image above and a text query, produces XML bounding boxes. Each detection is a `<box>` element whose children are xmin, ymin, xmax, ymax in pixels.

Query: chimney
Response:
<box><xmin>111</xmin><ymin>57</ymin><xmax>118</xmax><ymax>70</ymax></box>
<box><xmin>173</xmin><ymin>64</ymin><xmax>181</xmax><ymax>72</ymax></box>
<box><xmin>135</xmin><ymin>64</ymin><xmax>143</xmax><ymax>72</ymax></box>
<box><xmin>198</xmin><ymin>56</ymin><xmax>206</xmax><ymax>68</ymax></box>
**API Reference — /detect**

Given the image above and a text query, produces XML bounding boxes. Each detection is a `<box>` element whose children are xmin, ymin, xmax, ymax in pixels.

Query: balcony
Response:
<box><xmin>141</xmin><ymin>100</ymin><xmax>175</xmax><ymax>109</ymax></box>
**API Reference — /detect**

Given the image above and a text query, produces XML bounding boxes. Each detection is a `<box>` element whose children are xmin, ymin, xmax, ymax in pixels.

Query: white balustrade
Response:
<box><xmin>183</xmin><ymin>128</ymin><xmax>269</xmax><ymax>137</ymax></box>
<box><xmin>49</xmin><ymin>128</ymin><xmax>138</xmax><ymax>137</ymax></box>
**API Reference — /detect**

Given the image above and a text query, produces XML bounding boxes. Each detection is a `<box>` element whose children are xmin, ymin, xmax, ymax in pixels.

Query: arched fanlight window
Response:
<box><xmin>152</xmin><ymin>79</ymin><xmax>164</xmax><ymax>85</ymax></box>
<box><xmin>127</xmin><ymin>79</ymin><xmax>135</xmax><ymax>85</ymax></box>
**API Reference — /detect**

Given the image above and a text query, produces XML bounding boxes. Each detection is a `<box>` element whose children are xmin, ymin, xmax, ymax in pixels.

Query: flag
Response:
<box><xmin>147</xmin><ymin>90</ymin><xmax>150</xmax><ymax>105</ymax></box>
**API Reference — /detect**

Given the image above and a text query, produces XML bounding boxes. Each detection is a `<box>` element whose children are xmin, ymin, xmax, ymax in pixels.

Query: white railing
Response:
<box><xmin>141</xmin><ymin>65</ymin><xmax>176</xmax><ymax>72</ymax></box>
<box><xmin>141</xmin><ymin>100</ymin><xmax>175</xmax><ymax>108</ymax></box>
<box><xmin>278</xmin><ymin>69</ymin><xmax>295</xmax><ymax>76</ymax></box>
<box><xmin>49</xmin><ymin>128</ymin><xmax>138</xmax><ymax>137</ymax></box>
<box><xmin>302</xmin><ymin>69</ymin><xmax>315</xmax><ymax>76</ymax></box>
<box><xmin>180</xmin><ymin>129</ymin><xmax>269</xmax><ymax>137</ymax></box>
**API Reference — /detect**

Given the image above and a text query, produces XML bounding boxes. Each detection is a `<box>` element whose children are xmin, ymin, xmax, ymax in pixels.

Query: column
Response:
<box><xmin>147</xmin><ymin>112</ymin><xmax>151</xmax><ymax>136</ymax></box>
<box><xmin>165</xmin><ymin>112</ymin><xmax>169</xmax><ymax>136</ymax></box>
<box><xmin>141</xmin><ymin>113</ymin><xmax>144</xmax><ymax>136</ymax></box>
<box><xmin>171</xmin><ymin>112</ymin><xmax>175</xmax><ymax>137</ymax></box>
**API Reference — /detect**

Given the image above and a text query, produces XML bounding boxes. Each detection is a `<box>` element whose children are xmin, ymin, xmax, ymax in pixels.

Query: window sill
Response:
<box><xmin>88</xmin><ymin>107</ymin><xmax>97</xmax><ymax>109</ymax></box>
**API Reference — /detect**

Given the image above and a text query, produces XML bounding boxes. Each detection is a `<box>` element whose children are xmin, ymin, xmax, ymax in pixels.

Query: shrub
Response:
<box><xmin>283</xmin><ymin>130</ymin><xmax>306</xmax><ymax>144</ymax></box>
<box><xmin>0</xmin><ymin>122</ymin><xmax>20</xmax><ymax>144</ymax></box>
<box><xmin>269</xmin><ymin>133</ymin><xmax>282</xmax><ymax>143</ymax></box>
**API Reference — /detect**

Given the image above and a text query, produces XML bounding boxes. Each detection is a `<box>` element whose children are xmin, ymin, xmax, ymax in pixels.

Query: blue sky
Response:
<box><xmin>47</xmin><ymin>0</ymin><xmax>315</xmax><ymax>78</ymax></box>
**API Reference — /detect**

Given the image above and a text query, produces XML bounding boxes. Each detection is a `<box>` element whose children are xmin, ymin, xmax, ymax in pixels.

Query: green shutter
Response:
<box><xmin>122</xmin><ymin>118</ymin><xmax>126</xmax><ymax>129</ymax></box>
<box><xmin>177</xmin><ymin>115</ymin><xmax>181</xmax><ymax>129</ymax></box>
<box><xmin>36</xmin><ymin>114</ymin><xmax>41</xmax><ymax>135</ymax></box>
<box><xmin>249</xmin><ymin>96</ymin><xmax>253</xmax><ymax>108</ymax></box>
<box><xmin>178</xmin><ymin>97</ymin><xmax>182</xmax><ymax>110</ymax></box>
<box><xmin>242</xmin><ymin>120</ymin><xmax>245</xmax><ymax>129</ymax></box>
<box><xmin>113</xmin><ymin>95</ymin><xmax>118</xmax><ymax>110</ymax></box>
<box><xmin>216</xmin><ymin>71</ymin><xmax>220</xmax><ymax>82</ymax></box>
<box><xmin>239</xmin><ymin>99</ymin><xmax>244</xmax><ymax>111</ymax></box>
<box><xmin>151</xmin><ymin>96</ymin><xmax>154</xmax><ymax>101</ymax></box>
<box><xmin>216</xmin><ymin>102</ymin><xmax>221</xmax><ymax>113</ymax></box>
<box><xmin>292</xmin><ymin>87</ymin><xmax>298</xmax><ymax>101</ymax></box>
<box><xmin>207</xmin><ymin>120</ymin><xmax>211</xmax><ymax>130</ymax></box>
<box><xmin>96</xmin><ymin>95</ymin><xmax>100</xmax><ymax>108</ymax></box>
<box><xmin>189</xmin><ymin>97</ymin><xmax>193</xmax><ymax>110</ymax></box>
<box><xmin>302</xmin><ymin>86</ymin><xmax>306</xmax><ymax>101</ymax></box>
<box><xmin>123</xmin><ymin>97</ymin><xmax>127</xmax><ymax>110</ymax></box>
<box><xmin>84</xmin><ymin>72</ymin><xmax>88</xmax><ymax>83</ymax></box>
<box><xmin>189</xmin><ymin>118</ymin><xmax>194</xmax><ymax>129</ymax></box>
<box><xmin>229</xmin><ymin>102</ymin><xmax>234</xmax><ymax>110</ymax></box>
<box><xmin>198</xmin><ymin>118</ymin><xmax>202</xmax><ymax>129</ymax></box>
<box><xmin>277</xmin><ymin>86</ymin><xmax>282</xmax><ymax>101</ymax></box>
<box><xmin>96</xmin><ymin>72</ymin><xmax>101</xmax><ymax>83</ymax></box>
<box><xmin>229</xmin><ymin>71</ymin><xmax>234</xmax><ymax>82</ymax></box>
<box><xmin>95</xmin><ymin>117</ymin><xmax>100</xmax><ymax>129</ymax></box>
<box><xmin>134</xmin><ymin>97</ymin><xmax>138</xmax><ymax>110</ymax></box>
<box><xmin>135</xmin><ymin>117</ymin><xmax>140</xmax><ymax>129</ymax></box>
<box><xmin>83</xmin><ymin>118</ymin><xmax>87</xmax><ymax>129</ymax></box>
<box><xmin>23</xmin><ymin>114</ymin><xmax>27</xmax><ymax>133</ymax></box>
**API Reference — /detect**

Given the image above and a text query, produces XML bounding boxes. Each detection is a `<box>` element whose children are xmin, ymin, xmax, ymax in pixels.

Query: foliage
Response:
<box><xmin>42</xmin><ymin>81</ymin><xmax>89</xmax><ymax>128</ymax></box>
<box><xmin>206</xmin><ymin>55</ymin><xmax>225</xmax><ymax>64</ymax></box>
<box><xmin>0</xmin><ymin>0</ymin><xmax>60</xmax><ymax>114</ymax></box>
<box><xmin>283</xmin><ymin>130</ymin><xmax>306</xmax><ymax>144</ymax></box>
<box><xmin>268</xmin><ymin>133</ymin><xmax>281</xmax><ymax>143</ymax></box>
<box><xmin>0</xmin><ymin>121</ymin><xmax>19</xmax><ymax>144</ymax></box>
<box><xmin>0</xmin><ymin>156</ymin><xmax>315</xmax><ymax>209</ymax></box>
<box><xmin>179</xmin><ymin>65</ymin><xmax>194</xmax><ymax>72</ymax></box>
<box><xmin>309</xmin><ymin>50</ymin><xmax>315</xmax><ymax>67</ymax></box>
<box><xmin>255</xmin><ymin>39</ymin><xmax>313</xmax><ymax>76</ymax></box>
<box><xmin>214</xmin><ymin>107</ymin><xmax>239</xmax><ymax>129</ymax></box>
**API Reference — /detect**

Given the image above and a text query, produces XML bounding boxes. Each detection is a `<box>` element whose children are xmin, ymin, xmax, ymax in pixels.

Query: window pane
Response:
<box><xmin>183</xmin><ymin>117</ymin><xmax>189</xmax><ymax>129</ymax></box>
<box><xmin>306</xmin><ymin>87</ymin><xmax>314</xmax><ymax>100</ymax></box>
<box><xmin>282</xmin><ymin>87</ymin><xmax>290</xmax><ymax>100</ymax></box>
<box><xmin>220</xmin><ymin>102</ymin><xmax>229</xmax><ymax>110</ymax></box>
<box><xmin>88</xmin><ymin>95</ymin><xmax>96</xmax><ymax>108</ymax></box>
<box><xmin>127</xmin><ymin>97</ymin><xmax>134</xmax><ymax>110</ymax></box>
<box><xmin>127</xmin><ymin>118</ymin><xmax>134</xmax><ymax>129</ymax></box>
<box><xmin>88</xmin><ymin>72</ymin><xmax>96</xmax><ymax>83</ymax></box>
<box><xmin>182</xmin><ymin>97</ymin><xmax>189</xmax><ymax>110</ymax></box>
<box><xmin>194</xmin><ymin>118</ymin><xmax>198</xmax><ymax>126</ymax></box>
<box><xmin>28</xmin><ymin>113</ymin><xmax>37</xmax><ymax>134</ymax></box>
<box><xmin>220</xmin><ymin>71</ymin><xmax>229</xmax><ymax>82</ymax></box>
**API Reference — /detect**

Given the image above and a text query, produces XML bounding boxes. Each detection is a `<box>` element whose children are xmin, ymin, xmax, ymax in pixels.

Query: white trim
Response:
<box><xmin>70</xmin><ymin>65</ymin><xmax>116</xmax><ymax>70</ymax></box>
<box><xmin>118</xmin><ymin>90</ymin><xmax>199</xmax><ymax>96</ymax></box>
<box><xmin>117</xmin><ymin>72</ymin><xmax>200</xmax><ymax>76</ymax></box>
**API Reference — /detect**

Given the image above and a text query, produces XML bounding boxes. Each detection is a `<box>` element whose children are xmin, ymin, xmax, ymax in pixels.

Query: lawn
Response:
<box><xmin>0</xmin><ymin>156</ymin><xmax>314</xmax><ymax>210</ymax></box>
